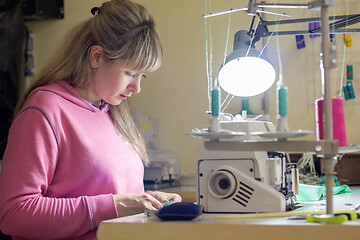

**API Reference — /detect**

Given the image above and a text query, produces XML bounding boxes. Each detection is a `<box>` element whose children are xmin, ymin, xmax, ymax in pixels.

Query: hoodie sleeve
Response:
<box><xmin>0</xmin><ymin>107</ymin><xmax>117</xmax><ymax>239</ymax></box>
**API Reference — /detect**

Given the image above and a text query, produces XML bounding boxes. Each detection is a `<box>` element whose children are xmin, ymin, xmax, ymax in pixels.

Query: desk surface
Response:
<box><xmin>97</xmin><ymin>189</ymin><xmax>360</xmax><ymax>240</ymax></box>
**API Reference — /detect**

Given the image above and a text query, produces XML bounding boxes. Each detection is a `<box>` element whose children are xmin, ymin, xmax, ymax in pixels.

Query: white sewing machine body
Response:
<box><xmin>196</xmin><ymin>120</ymin><xmax>297</xmax><ymax>213</ymax></box>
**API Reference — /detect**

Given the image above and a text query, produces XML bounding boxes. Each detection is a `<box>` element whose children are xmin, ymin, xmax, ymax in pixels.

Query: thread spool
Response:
<box><xmin>209</xmin><ymin>77</ymin><xmax>220</xmax><ymax>132</ymax></box>
<box><xmin>346</xmin><ymin>80</ymin><xmax>355</xmax><ymax>99</ymax></box>
<box><xmin>278</xmin><ymin>87</ymin><xmax>288</xmax><ymax>117</ymax></box>
<box><xmin>295</xmin><ymin>35</ymin><xmax>305</xmax><ymax>49</ymax></box>
<box><xmin>345</xmin><ymin>65</ymin><xmax>355</xmax><ymax>99</ymax></box>
<box><xmin>343</xmin><ymin>85</ymin><xmax>351</xmax><ymax>100</ymax></box>
<box><xmin>344</xmin><ymin>26</ymin><xmax>352</xmax><ymax>47</ymax></box>
<box><xmin>241</xmin><ymin>97</ymin><xmax>254</xmax><ymax>115</ymax></box>
<box><xmin>309</xmin><ymin>22</ymin><xmax>320</xmax><ymax>38</ymax></box>
<box><xmin>330</xmin><ymin>34</ymin><xmax>335</xmax><ymax>42</ymax></box>
<box><xmin>315</xmin><ymin>98</ymin><xmax>347</xmax><ymax>147</ymax></box>
<box><xmin>346</xmin><ymin>64</ymin><xmax>353</xmax><ymax>80</ymax></box>
<box><xmin>211</xmin><ymin>87</ymin><xmax>220</xmax><ymax>117</ymax></box>
<box><xmin>344</xmin><ymin>33</ymin><xmax>352</xmax><ymax>47</ymax></box>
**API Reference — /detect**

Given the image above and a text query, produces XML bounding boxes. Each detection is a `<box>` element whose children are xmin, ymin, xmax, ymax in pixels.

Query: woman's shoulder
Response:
<box><xmin>20</xmin><ymin>80</ymin><xmax>100</xmax><ymax>117</ymax></box>
<box><xmin>23</xmin><ymin>81</ymin><xmax>85</xmax><ymax>110</ymax></box>
<box><xmin>26</xmin><ymin>82</ymin><xmax>66</xmax><ymax>105</ymax></box>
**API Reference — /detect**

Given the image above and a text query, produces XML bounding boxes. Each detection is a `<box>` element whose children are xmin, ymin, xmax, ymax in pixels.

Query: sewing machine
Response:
<box><xmin>134</xmin><ymin>110</ymin><xmax>181</xmax><ymax>190</ymax></box>
<box><xmin>196</xmin><ymin>119</ymin><xmax>298</xmax><ymax>213</ymax></box>
<box><xmin>144</xmin><ymin>149</ymin><xmax>181</xmax><ymax>189</ymax></box>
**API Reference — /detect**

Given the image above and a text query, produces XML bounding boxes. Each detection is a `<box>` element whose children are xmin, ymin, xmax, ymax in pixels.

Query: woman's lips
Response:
<box><xmin>120</xmin><ymin>94</ymin><xmax>129</xmax><ymax>99</ymax></box>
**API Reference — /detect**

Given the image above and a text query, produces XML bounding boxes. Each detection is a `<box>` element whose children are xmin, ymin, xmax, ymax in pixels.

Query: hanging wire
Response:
<box><xmin>300</xmin><ymin>0</ymin><xmax>307</xmax><ymax>111</ymax></box>
<box><xmin>221</xmin><ymin>95</ymin><xmax>235</xmax><ymax>112</ymax></box>
<box><xmin>275</xmin><ymin>28</ymin><xmax>284</xmax><ymax>85</ymax></box>
<box><xmin>219</xmin><ymin>13</ymin><xmax>234</xmax><ymax>113</ymax></box>
<box><xmin>220</xmin><ymin>93</ymin><xmax>231</xmax><ymax>109</ymax></box>
<box><xmin>222</xmin><ymin>13</ymin><xmax>232</xmax><ymax>65</ymax></box>
<box><xmin>204</xmin><ymin>0</ymin><xmax>213</xmax><ymax>111</ymax></box>
<box><xmin>301</xmin><ymin>50</ymin><xmax>307</xmax><ymax>111</ymax></box>
<box><xmin>339</xmin><ymin>0</ymin><xmax>351</xmax><ymax>98</ymax></box>
<box><xmin>310</xmin><ymin>31</ymin><xmax>320</xmax><ymax>100</ymax></box>
<box><xmin>339</xmin><ymin>45</ymin><xmax>347</xmax><ymax>97</ymax></box>
<box><xmin>330</xmin><ymin>0</ymin><xmax>340</xmax><ymax>97</ymax></box>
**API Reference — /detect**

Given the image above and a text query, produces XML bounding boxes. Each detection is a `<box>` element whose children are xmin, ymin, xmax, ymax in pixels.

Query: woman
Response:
<box><xmin>0</xmin><ymin>0</ymin><xmax>181</xmax><ymax>239</ymax></box>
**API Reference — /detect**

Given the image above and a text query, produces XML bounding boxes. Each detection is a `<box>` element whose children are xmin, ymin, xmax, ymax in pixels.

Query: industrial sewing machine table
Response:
<box><xmin>97</xmin><ymin>187</ymin><xmax>360</xmax><ymax>240</ymax></box>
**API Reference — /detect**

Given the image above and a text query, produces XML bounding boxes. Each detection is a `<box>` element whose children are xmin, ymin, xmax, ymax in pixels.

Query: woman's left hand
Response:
<box><xmin>145</xmin><ymin>191</ymin><xmax>182</xmax><ymax>205</ymax></box>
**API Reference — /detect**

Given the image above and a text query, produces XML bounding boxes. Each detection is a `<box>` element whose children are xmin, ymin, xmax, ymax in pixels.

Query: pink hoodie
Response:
<box><xmin>0</xmin><ymin>81</ymin><xmax>144</xmax><ymax>240</ymax></box>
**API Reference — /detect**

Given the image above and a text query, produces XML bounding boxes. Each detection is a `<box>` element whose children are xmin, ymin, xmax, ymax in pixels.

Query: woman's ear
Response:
<box><xmin>89</xmin><ymin>45</ymin><xmax>103</xmax><ymax>69</ymax></box>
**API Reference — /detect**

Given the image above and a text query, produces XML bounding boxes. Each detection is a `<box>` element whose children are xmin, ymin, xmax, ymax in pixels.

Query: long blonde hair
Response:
<box><xmin>15</xmin><ymin>0</ymin><xmax>163</xmax><ymax>163</ymax></box>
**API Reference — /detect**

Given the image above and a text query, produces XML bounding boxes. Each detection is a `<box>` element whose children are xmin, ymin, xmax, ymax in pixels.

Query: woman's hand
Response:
<box><xmin>113</xmin><ymin>193</ymin><xmax>163</xmax><ymax>217</ymax></box>
<box><xmin>112</xmin><ymin>191</ymin><xmax>182</xmax><ymax>217</ymax></box>
<box><xmin>145</xmin><ymin>191</ymin><xmax>182</xmax><ymax>204</ymax></box>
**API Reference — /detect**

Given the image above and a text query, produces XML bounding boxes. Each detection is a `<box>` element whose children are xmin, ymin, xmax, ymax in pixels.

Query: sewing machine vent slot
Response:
<box><xmin>232</xmin><ymin>181</ymin><xmax>254</xmax><ymax>207</ymax></box>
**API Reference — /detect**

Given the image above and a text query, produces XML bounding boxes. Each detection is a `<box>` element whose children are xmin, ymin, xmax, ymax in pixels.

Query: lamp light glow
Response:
<box><xmin>218</xmin><ymin>30</ymin><xmax>276</xmax><ymax>97</ymax></box>
<box><xmin>218</xmin><ymin>56</ymin><xmax>276</xmax><ymax>97</ymax></box>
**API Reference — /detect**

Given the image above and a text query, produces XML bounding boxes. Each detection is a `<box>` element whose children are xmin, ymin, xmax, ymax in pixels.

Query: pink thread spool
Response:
<box><xmin>315</xmin><ymin>98</ymin><xmax>347</xmax><ymax>147</ymax></box>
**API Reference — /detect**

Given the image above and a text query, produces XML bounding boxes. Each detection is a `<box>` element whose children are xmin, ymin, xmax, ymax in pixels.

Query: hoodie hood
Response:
<box><xmin>25</xmin><ymin>80</ymin><xmax>110</xmax><ymax>113</ymax></box>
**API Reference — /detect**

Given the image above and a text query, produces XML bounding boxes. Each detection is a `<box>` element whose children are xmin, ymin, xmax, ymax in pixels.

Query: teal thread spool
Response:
<box><xmin>347</xmin><ymin>80</ymin><xmax>355</xmax><ymax>99</ymax></box>
<box><xmin>278</xmin><ymin>87</ymin><xmax>288</xmax><ymax>117</ymax></box>
<box><xmin>241</xmin><ymin>97</ymin><xmax>254</xmax><ymax>115</ymax></box>
<box><xmin>345</xmin><ymin>65</ymin><xmax>355</xmax><ymax>99</ymax></box>
<box><xmin>211</xmin><ymin>86</ymin><xmax>220</xmax><ymax>117</ymax></box>
<box><xmin>347</xmin><ymin>64</ymin><xmax>353</xmax><ymax>80</ymax></box>
<box><xmin>343</xmin><ymin>85</ymin><xmax>351</xmax><ymax>100</ymax></box>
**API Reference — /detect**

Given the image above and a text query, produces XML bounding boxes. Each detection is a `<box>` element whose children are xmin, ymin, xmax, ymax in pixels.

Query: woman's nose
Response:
<box><xmin>128</xmin><ymin>76</ymin><xmax>141</xmax><ymax>94</ymax></box>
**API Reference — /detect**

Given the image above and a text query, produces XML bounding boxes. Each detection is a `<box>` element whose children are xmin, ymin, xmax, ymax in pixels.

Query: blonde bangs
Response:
<box><xmin>105</xmin><ymin>27</ymin><xmax>162</xmax><ymax>73</ymax></box>
<box><xmin>126</xmin><ymin>39</ymin><xmax>162</xmax><ymax>73</ymax></box>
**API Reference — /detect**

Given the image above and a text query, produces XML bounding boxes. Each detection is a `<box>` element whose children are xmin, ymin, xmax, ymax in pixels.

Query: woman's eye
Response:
<box><xmin>125</xmin><ymin>71</ymin><xmax>136</xmax><ymax>78</ymax></box>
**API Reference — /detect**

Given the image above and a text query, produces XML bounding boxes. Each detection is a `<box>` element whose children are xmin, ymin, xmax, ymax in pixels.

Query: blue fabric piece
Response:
<box><xmin>155</xmin><ymin>202</ymin><xmax>202</xmax><ymax>221</ymax></box>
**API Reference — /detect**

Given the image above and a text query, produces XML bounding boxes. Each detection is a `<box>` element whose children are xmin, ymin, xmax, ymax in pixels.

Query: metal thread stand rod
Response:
<box><xmin>321</xmin><ymin>3</ymin><xmax>335</xmax><ymax>215</ymax></box>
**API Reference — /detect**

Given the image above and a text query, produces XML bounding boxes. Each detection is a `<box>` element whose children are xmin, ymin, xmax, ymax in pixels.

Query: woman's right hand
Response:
<box><xmin>112</xmin><ymin>193</ymin><xmax>163</xmax><ymax>217</ymax></box>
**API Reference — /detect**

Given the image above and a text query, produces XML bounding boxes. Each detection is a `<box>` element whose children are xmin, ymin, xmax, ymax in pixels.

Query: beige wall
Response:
<box><xmin>26</xmin><ymin>0</ymin><xmax>360</xmax><ymax>174</ymax></box>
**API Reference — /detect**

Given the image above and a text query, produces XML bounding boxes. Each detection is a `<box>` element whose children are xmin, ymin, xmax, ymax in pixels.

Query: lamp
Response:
<box><xmin>218</xmin><ymin>30</ymin><xmax>276</xmax><ymax>97</ymax></box>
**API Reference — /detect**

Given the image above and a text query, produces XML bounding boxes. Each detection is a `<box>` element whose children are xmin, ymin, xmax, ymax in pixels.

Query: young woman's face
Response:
<box><xmin>89</xmin><ymin>59</ymin><xmax>146</xmax><ymax>106</ymax></box>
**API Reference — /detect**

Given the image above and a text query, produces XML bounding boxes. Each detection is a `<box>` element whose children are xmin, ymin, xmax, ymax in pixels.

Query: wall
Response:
<box><xmin>26</xmin><ymin>0</ymin><xmax>360</xmax><ymax>174</ymax></box>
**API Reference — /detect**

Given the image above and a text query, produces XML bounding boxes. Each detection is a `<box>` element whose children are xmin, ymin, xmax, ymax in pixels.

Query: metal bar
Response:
<box><xmin>256</xmin><ymin>10</ymin><xmax>291</xmax><ymax>17</ymax></box>
<box><xmin>203</xmin><ymin>7</ymin><xmax>290</xmax><ymax>19</ymax></box>
<box><xmin>264</xmin><ymin>28</ymin><xmax>360</xmax><ymax>36</ymax></box>
<box><xmin>256</xmin><ymin>3</ymin><xmax>309</xmax><ymax>9</ymax></box>
<box><xmin>310</xmin><ymin>15</ymin><xmax>360</xmax><ymax>33</ymax></box>
<box><xmin>204</xmin><ymin>140</ymin><xmax>338</xmax><ymax>156</ymax></box>
<box><xmin>328</xmin><ymin>15</ymin><xmax>360</xmax><ymax>30</ymax></box>
<box><xmin>263</xmin><ymin>14</ymin><xmax>360</xmax><ymax>25</ymax></box>
<box><xmin>203</xmin><ymin>7</ymin><xmax>248</xmax><ymax>18</ymax></box>
<box><xmin>320</xmin><ymin>5</ymin><xmax>334</xmax><ymax>215</ymax></box>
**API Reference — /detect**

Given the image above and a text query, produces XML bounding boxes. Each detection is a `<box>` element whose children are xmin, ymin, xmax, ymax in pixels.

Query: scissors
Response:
<box><xmin>306</xmin><ymin>213</ymin><xmax>360</xmax><ymax>224</ymax></box>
